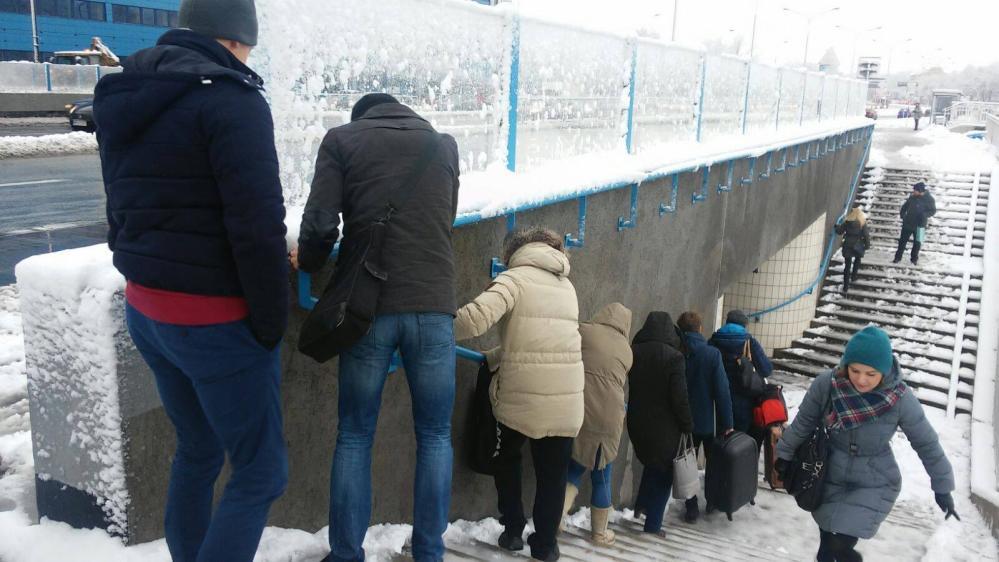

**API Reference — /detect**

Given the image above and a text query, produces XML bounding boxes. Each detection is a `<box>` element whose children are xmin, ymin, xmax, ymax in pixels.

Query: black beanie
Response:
<box><xmin>179</xmin><ymin>0</ymin><xmax>258</xmax><ymax>47</ymax></box>
<box><xmin>726</xmin><ymin>309</ymin><xmax>750</xmax><ymax>327</ymax></box>
<box><xmin>351</xmin><ymin>93</ymin><xmax>400</xmax><ymax>121</ymax></box>
<box><xmin>913</xmin><ymin>182</ymin><xmax>927</xmax><ymax>192</ymax></box>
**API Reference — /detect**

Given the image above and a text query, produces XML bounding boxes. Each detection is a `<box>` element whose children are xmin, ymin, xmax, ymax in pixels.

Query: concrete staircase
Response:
<box><xmin>772</xmin><ymin>167</ymin><xmax>992</xmax><ymax>415</ymax></box>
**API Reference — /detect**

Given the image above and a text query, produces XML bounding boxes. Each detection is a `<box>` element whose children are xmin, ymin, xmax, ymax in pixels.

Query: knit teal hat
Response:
<box><xmin>841</xmin><ymin>326</ymin><xmax>894</xmax><ymax>375</ymax></box>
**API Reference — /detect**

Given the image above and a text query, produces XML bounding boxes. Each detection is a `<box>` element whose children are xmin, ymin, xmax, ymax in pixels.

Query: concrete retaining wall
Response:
<box><xmin>19</xmin><ymin>130</ymin><xmax>869</xmax><ymax>543</ymax></box>
<box><xmin>0</xmin><ymin>92</ymin><xmax>85</xmax><ymax>116</ymax></box>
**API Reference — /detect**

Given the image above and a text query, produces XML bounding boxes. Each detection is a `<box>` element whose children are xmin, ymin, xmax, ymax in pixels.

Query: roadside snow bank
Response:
<box><xmin>900</xmin><ymin>126</ymin><xmax>997</xmax><ymax>172</ymax></box>
<box><xmin>0</xmin><ymin>132</ymin><xmax>97</xmax><ymax>159</ymax></box>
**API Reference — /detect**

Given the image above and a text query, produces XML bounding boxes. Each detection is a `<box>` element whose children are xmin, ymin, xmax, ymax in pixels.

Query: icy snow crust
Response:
<box><xmin>250</xmin><ymin>0</ymin><xmax>867</xmax><ymax>209</ymax></box>
<box><xmin>13</xmin><ymin>245</ymin><xmax>128</xmax><ymax>535</ymax></box>
<box><xmin>0</xmin><ymin>132</ymin><xmax>97</xmax><ymax>159</ymax></box>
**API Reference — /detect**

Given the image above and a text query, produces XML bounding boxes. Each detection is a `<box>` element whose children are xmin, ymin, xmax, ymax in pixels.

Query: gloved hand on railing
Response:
<box><xmin>935</xmin><ymin>493</ymin><xmax>960</xmax><ymax>521</ymax></box>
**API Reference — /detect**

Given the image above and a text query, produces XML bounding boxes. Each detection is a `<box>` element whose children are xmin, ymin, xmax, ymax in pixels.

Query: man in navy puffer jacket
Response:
<box><xmin>709</xmin><ymin>310</ymin><xmax>773</xmax><ymax>446</ymax></box>
<box><xmin>93</xmin><ymin>1</ymin><xmax>288</xmax><ymax>560</ymax></box>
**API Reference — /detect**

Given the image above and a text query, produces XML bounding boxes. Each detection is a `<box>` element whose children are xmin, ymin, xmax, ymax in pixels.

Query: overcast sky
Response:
<box><xmin>515</xmin><ymin>0</ymin><xmax>998</xmax><ymax>75</ymax></box>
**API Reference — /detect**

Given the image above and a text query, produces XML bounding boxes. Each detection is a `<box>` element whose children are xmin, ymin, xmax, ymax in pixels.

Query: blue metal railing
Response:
<box><xmin>746</xmin><ymin>124</ymin><xmax>874</xmax><ymax>322</ymax></box>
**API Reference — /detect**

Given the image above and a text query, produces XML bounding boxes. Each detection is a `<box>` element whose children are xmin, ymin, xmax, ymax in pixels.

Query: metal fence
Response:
<box><xmin>945</xmin><ymin>101</ymin><xmax>999</xmax><ymax>126</ymax></box>
<box><xmin>986</xmin><ymin>112</ymin><xmax>999</xmax><ymax>149</ymax></box>
<box><xmin>0</xmin><ymin>62</ymin><xmax>121</xmax><ymax>94</ymax></box>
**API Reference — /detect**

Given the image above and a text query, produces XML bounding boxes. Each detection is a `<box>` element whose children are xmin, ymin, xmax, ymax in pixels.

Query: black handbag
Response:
<box><xmin>467</xmin><ymin>361</ymin><xmax>499</xmax><ymax>475</ymax></box>
<box><xmin>786</xmin><ymin>385</ymin><xmax>833</xmax><ymax>512</ymax></box>
<box><xmin>725</xmin><ymin>339</ymin><xmax>765</xmax><ymax>398</ymax></box>
<box><xmin>298</xmin><ymin>132</ymin><xmax>442</xmax><ymax>363</ymax></box>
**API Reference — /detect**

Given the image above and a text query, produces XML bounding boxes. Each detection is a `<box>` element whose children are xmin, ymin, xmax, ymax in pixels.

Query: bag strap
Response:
<box><xmin>743</xmin><ymin>337</ymin><xmax>753</xmax><ymax>362</ymax></box>
<box><xmin>377</xmin><ymin>131</ymin><xmax>443</xmax><ymax>224</ymax></box>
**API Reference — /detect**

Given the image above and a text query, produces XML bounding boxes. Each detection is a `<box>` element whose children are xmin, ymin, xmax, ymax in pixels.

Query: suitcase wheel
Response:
<box><xmin>750</xmin><ymin>499</ymin><xmax>756</xmax><ymax>506</ymax></box>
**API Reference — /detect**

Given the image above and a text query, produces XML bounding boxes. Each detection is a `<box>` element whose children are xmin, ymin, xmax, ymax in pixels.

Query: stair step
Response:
<box><xmin>813</xmin><ymin>308</ymin><xmax>958</xmax><ymax>337</ymax></box>
<box><xmin>810</xmin><ymin>317</ymin><xmax>962</xmax><ymax>349</ymax></box>
<box><xmin>830</xmin><ymin>257</ymin><xmax>982</xmax><ymax>282</ymax></box>
<box><xmin>801</xmin><ymin>327</ymin><xmax>974</xmax><ymax>366</ymax></box>
<box><xmin>819</xmin><ymin>286</ymin><xmax>970</xmax><ymax>311</ymax></box>
<box><xmin>777</xmin><ymin>345</ymin><xmax>971</xmax><ymax>387</ymax></box>
<box><xmin>823</xmin><ymin>274</ymin><xmax>969</xmax><ymax>300</ymax></box>
<box><xmin>818</xmin><ymin>294</ymin><xmax>973</xmax><ymax>325</ymax></box>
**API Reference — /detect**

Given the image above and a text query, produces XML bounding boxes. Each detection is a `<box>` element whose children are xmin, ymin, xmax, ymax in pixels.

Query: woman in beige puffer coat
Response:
<box><xmin>455</xmin><ymin>226</ymin><xmax>583</xmax><ymax>562</ymax></box>
<box><xmin>562</xmin><ymin>303</ymin><xmax>633</xmax><ymax>546</ymax></box>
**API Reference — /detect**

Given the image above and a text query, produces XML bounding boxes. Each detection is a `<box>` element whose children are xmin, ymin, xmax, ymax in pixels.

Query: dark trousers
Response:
<box><xmin>914</xmin><ymin>118</ymin><xmax>920</xmax><ymax>131</ymax></box>
<box><xmin>634</xmin><ymin>465</ymin><xmax>673</xmax><ymax>533</ymax></box>
<box><xmin>894</xmin><ymin>227</ymin><xmax>921</xmax><ymax>263</ymax></box>
<box><xmin>686</xmin><ymin>433</ymin><xmax>715</xmax><ymax>513</ymax></box>
<box><xmin>817</xmin><ymin>530</ymin><xmax>862</xmax><ymax>562</ymax></box>
<box><xmin>492</xmin><ymin>423</ymin><xmax>572</xmax><ymax>560</ymax></box>
<box><xmin>125</xmin><ymin>305</ymin><xmax>288</xmax><ymax>562</ymax></box>
<box><xmin>843</xmin><ymin>254</ymin><xmax>862</xmax><ymax>291</ymax></box>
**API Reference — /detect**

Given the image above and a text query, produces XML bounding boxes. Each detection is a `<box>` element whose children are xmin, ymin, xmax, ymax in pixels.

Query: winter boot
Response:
<box><xmin>559</xmin><ymin>483</ymin><xmax>578</xmax><ymax>532</ymax></box>
<box><xmin>684</xmin><ymin>496</ymin><xmax>700</xmax><ymax>523</ymax></box>
<box><xmin>498</xmin><ymin>529</ymin><xmax>525</xmax><ymax>551</ymax></box>
<box><xmin>590</xmin><ymin>506</ymin><xmax>616</xmax><ymax>546</ymax></box>
<box><xmin>527</xmin><ymin>533</ymin><xmax>560</xmax><ymax>561</ymax></box>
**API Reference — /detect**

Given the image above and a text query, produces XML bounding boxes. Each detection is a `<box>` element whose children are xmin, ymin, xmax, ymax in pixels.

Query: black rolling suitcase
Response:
<box><xmin>705</xmin><ymin>431</ymin><xmax>759</xmax><ymax>520</ymax></box>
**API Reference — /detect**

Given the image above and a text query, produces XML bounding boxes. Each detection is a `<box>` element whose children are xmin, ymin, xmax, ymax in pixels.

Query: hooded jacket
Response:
<box><xmin>572</xmin><ymin>303</ymin><xmax>634</xmax><ymax>470</ymax></box>
<box><xmin>454</xmin><ymin>243</ymin><xmax>584</xmax><ymax>439</ymax></box>
<box><xmin>297</xmin><ymin>103</ymin><xmax>461</xmax><ymax>315</ymax></box>
<box><xmin>93</xmin><ymin>29</ymin><xmax>288</xmax><ymax>348</ymax></box>
<box><xmin>709</xmin><ymin>323</ymin><xmax>773</xmax><ymax>432</ymax></box>
<box><xmin>778</xmin><ymin>363</ymin><xmax>954</xmax><ymax>539</ymax></box>
<box><xmin>626</xmin><ymin>312</ymin><xmax>693</xmax><ymax>472</ymax></box>
<box><xmin>900</xmin><ymin>193</ymin><xmax>937</xmax><ymax>230</ymax></box>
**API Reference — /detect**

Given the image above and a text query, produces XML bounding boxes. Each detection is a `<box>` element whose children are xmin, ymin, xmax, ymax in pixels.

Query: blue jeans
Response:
<box><xmin>125</xmin><ymin>305</ymin><xmax>288</xmax><ymax>562</ymax></box>
<box><xmin>567</xmin><ymin>450</ymin><xmax>613</xmax><ymax>508</ymax></box>
<box><xmin>329</xmin><ymin>313</ymin><xmax>456</xmax><ymax>562</ymax></box>
<box><xmin>635</xmin><ymin>465</ymin><xmax>673</xmax><ymax>533</ymax></box>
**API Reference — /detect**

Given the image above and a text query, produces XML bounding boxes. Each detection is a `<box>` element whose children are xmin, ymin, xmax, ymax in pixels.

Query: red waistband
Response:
<box><xmin>126</xmin><ymin>281</ymin><xmax>249</xmax><ymax>326</ymax></box>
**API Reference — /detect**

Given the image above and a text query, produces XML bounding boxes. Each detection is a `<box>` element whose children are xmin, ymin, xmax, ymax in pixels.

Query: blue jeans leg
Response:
<box><xmin>566</xmin><ymin>459</ymin><xmax>586</xmax><ymax>490</ymax></box>
<box><xmin>399</xmin><ymin>313</ymin><xmax>455</xmax><ymax>562</ymax></box>
<box><xmin>590</xmin><ymin>462</ymin><xmax>613</xmax><ymax>509</ymax></box>
<box><xmin>125</xmin><ymin>305</ymin><xmax>287</xmax><ymax>562</ymax></box>
<box><xmin>329</xmin><ymin>316</ymin><xmax>396</xmax><ymax>562</ymax></box>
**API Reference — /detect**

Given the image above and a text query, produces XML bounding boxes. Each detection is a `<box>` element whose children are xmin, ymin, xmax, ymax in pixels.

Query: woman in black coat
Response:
<box><xmin>627</xmin><ymin>312</ymin><xmax>694</xmax><ymax>535</ymax></box>
<box><xmin>836</xmin><ymin>203</ymin><xmax>870</xmax><ymax>294</ymax></box>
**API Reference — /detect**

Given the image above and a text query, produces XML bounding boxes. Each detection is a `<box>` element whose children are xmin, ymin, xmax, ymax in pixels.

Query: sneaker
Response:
<box><xmin>498</xmin><ymin>530</ymin><xmax>525</xmax><ymax>552</ymax></box>
<box><xmin>892</xmin><ymin>257</ymin><xmax>902</xmax><ymax>264</ymax></box>
<box><xmin>911</xmin><ymin>259</ymin><xmax>918</xmax><ymax>266</ymax></box>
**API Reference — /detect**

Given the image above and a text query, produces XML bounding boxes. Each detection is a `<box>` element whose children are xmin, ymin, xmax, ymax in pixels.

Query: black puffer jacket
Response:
<box><xmin>835</xmin><ymin>218</ymin><xmax>870</xmax><ymax>257</ymax></box>
<box><xmin>626</xmin><ymin>312</ymin><xmax>694</xmax><ymax>472</ymax></box>
<box><xmin>93</xmin><ymin>30</ymin><xmax>288</xmax><ymax>348</ymax></box>
<box><xmin>297</xmin><ymin>103</ymin><xmax>460</xmax><ymax>315</ymax></box>
<box><xmin>900</xmin><ymin>193</ymin><xmax>936</xmax><ymax>229</ymax></box>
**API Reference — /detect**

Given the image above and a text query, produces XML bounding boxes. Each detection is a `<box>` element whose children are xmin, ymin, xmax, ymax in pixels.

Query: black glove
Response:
<box><xmin>774</xmin><ymin>458</ymin><xmax>792</xmax><ymax>482</ymax></box>
<box><xmin>935</xmin><ymin>493</ymin><xmax>960</xmax><ymax>521</ymax></box>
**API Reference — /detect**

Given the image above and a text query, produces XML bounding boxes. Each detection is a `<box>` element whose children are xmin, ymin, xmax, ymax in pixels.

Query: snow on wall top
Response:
<box><xmin>251</xmin><ymin>0</ymin><xmax>867</xmax><ymax>209</ymax></box>
<box><xmin>14</xmin><ymin>245</ymin><xmax>129</xmax><ymax>535</ymax></box>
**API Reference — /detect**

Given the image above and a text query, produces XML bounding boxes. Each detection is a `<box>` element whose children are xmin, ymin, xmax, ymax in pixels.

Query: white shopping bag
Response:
<box><xmin>672</xmin><ymin>433</ymin><xmax>700</xmax><ymax>500</ymax></box>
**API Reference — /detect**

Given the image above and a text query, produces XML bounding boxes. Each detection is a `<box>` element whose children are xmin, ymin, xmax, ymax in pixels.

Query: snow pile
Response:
<box><xmin>14</xmin><ymin>245</ymin><xmax>129</xmax><ymax>535</ymax></box>
<box><xmin>0</xmin><ymin>132</ymin><xmax>97</xmax><ymax>159</ymax></box>
<box><xmin>900</xmin><ymin>126</ymin><xmax>997</xmax><ymax>172</ymax></box>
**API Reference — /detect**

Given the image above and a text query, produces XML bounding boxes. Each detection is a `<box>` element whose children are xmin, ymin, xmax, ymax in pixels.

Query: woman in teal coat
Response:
<box><xmin>776</xmin><ymin>326</ymin><xmax>959</xmax><ymax>562</ymax></box>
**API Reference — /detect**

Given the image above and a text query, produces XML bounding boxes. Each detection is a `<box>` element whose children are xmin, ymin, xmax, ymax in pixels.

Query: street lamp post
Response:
<box><xmin>29</xmin><ymin>0</ymin><xmax>40</xmax><ymax>62</ymax></box>
<box><xmin>783</xmin><ymin>6</ymin><xmax>840</xmax><ymax>68</ymax></box>
<box><xmin>671</xmin><ymin>0</ymin><xmax>678</xmax><ymax>42</ymax></box>
<box><xmin>836</xmin><ymin>24</ymin><xmax>884</xmax><ymax>77</ymax></box>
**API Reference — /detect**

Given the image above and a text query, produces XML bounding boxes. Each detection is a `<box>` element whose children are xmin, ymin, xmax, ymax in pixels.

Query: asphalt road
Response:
<box><xmin>0</xmin><ymin>153</ymin><xmax>107</xmax><ymax>285</ymax></box>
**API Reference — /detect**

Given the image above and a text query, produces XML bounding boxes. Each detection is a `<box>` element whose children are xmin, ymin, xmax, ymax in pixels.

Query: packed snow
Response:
<box><xmin>0</xmin><ymin>132</ymin><xmax>97</xmax><ymax>160</ymax></box>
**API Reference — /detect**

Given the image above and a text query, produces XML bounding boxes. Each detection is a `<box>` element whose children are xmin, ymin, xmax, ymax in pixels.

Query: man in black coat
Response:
<box><xmin>93</xmin><ymin>1</ymin><xmax>288</xmax><ymax>560</ymax></box>
<box><xmin>627</xmin><ymin>312</ymin><xmax>693</xmax><ymax>535</ymax></box>
<box><xmin>893</xmin><ymin>181</ymin><xmax>936</xmax><ymax>265</ymax></box>
<box><xmin>292</xmin><ymin>94</ymin><xmax>460</xmax><ymax>562</ymax></box>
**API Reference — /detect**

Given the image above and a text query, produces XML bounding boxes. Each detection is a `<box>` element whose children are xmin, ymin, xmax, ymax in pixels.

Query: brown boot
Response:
<box><xmin>590</xmin><ymin>506</ymin><xmax>616</xmax><ymax>546</ymax></box>
<box><xmin>560</xmin><ymin>483</ymin><xmax>578</xmax><ymax>532</ymax></box>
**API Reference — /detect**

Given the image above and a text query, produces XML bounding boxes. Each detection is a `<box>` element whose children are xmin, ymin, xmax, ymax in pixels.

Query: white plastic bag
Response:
<box><xmin>672</xmin><ymin>433</ymin><xmax>700</xmax><ymax>500</ymax></box>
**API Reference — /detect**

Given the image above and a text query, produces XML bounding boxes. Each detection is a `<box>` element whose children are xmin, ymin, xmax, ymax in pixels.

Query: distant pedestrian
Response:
<box><xmin>93</xmin><ymin>1</ymin><xmax>290</xmax><ymax>560</ymax></box>
<box><xmin>677</xmin><ymin>311</ymin><xmax>734</xmax><ymax>523</ymax></box>
<box><xmin>835</xmin><ymin>203</ymin><xmax>871</xmax><ymax>293</ymax></box>
<box><xmin>893</xmin><ymin>182</ymin><xmax>936</xmax><ymax>266</ymax></box>
<box><xmin>627</xmin><ymin>312</ymin><xmax>693</xmax><ymax>535</ymax></box>
<box><xmin>709</xmin><ymin>309</ymin><xmax>773</xmax><ymax>448</ymax></box>
<box><xmin>455</xmin><ymin>226</ymin><xmax>584</xmax><ymax>562</ymax></box>
<box><xmin>294</xmin><ymin>92</ymin><xmax>461</xmax><ymax>562</ymax></box>
<box><xmin>913</xmin><ymin>102</ymin><xmax>922</xmax><ymax>130</ymax></box>
<box><xmin>562</xmin><ymin>303</ymin><xmax>634</xmax><ymax>546</ymax></box>
<box><xmin>776</xmin><ymin>326</ymin><xmax>957</xmax><ymax>562</ymax></box>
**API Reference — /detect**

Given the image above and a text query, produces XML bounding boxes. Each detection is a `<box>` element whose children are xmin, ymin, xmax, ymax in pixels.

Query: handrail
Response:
<box><xmin>746</xmin><ymin>124</ymin><xmax>874</xmax><ymax>321</ymax></box>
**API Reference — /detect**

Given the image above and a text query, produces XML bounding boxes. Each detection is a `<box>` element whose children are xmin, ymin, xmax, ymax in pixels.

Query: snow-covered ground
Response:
<box><xmin>0</xmin><ymin>132</ymin><xmax>97</xmax><ymax>160</ymax></box>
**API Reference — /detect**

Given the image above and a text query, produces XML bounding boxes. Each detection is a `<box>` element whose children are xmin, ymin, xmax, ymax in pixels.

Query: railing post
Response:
<box><xmin>798</xmin><ymin>73</ymin><xmax>807</xmax><ymax>126</ymax></box>
<box><xmin>659</xmin><ymin>174</ymin><xmax>679</xmax><ymax>216</ymax></box>
<box><xmin>845</xmin><ymin>78</ymin><xmax>852</xmax><ymax>118</ymax></box>
<box><xmin>775</xmin><ymin>70</ymin><xmax>783</xmax><ymax>131</ymax></box>
<box><xmin>817</xmin><ymin>74</ymin><xmax>825</xmax><ymax>122</ymax></box>
<box><xmin>695</xmin><ymin>55</ymin><xmax>707</xmax><ymax>142</ymax></box>
<box><xmin>740</xmin><ymin>61</ymin><xmax>752</xmax><ymax>134</ymax></box>
<box><xmin>624</xmin><ymin>39</ymin><xmax>638</xmax><ymax>154</ymax></box>
<box><xmin>565</xmin><ymin>196</ymin><xmax>588</xmax><ymax>248</ymax></box>
<box><xmin>505</xmin><ymin>15</ymin><xmax>521</xmax><ymax>172</ymax></box>
<box><xmin>44</xmin><ymin>62</ymin><xmax>52</xmax><ymax>92</ymax></box>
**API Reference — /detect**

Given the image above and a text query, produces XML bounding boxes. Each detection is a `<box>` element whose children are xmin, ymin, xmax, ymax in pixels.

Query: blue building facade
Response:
<box><xmin>0</xmin><ymin>0</ymin><xmax>180</xmax><ymax>61</ymax></box>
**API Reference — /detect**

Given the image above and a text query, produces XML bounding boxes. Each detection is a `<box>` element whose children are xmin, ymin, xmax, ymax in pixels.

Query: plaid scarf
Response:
<box><xmin>826</xmin><ymin>373</ymin><xmax>907</xmax><ymax>430</ymax></box>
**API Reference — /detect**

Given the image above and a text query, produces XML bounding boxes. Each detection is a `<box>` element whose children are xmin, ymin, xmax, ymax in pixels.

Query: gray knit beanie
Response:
<box><xmin>179</xmin><ymin>0</ymin><xmax>258</xmax><ymax>47</ymax></box>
